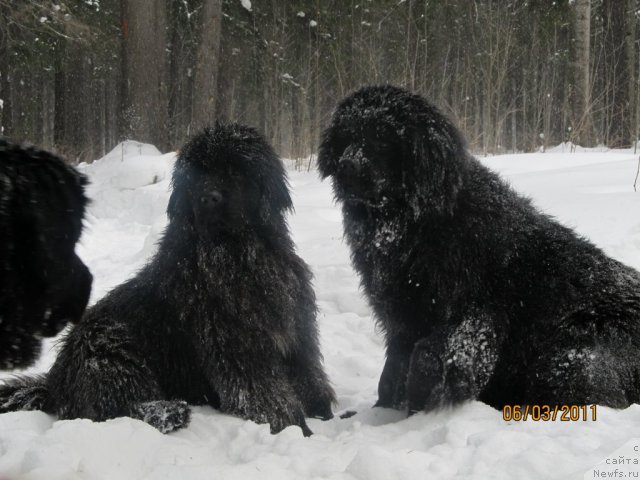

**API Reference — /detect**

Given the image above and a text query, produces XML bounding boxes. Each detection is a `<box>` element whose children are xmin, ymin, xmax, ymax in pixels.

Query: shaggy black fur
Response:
<box><xmin>0</xmin><ymin>140</ymin><xmax>91</xmax><ymax>369</ymax></box>
<box><xmin>0</xmin><ymin>124</ymin><xmax>335</xmax><ymax>435</ymax></box>
<box><xmin>318</xmin><ymin>85</ymin><xmax>640</xmax><ymax>413</ymax></box>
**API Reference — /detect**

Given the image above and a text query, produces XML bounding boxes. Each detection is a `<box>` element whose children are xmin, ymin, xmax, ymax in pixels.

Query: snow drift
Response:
<box><xmin>1</xmin><ymin>143</ymin><xmax>640</xmax><ymax>479</ymax></box>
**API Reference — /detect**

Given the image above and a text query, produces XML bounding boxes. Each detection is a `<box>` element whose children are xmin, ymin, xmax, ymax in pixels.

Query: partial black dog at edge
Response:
<box><xmin>318</xmin><ymin>85</ymin><xmax>640</xmax><ymax>413</ymax></box>
<box><xmin>0</xmin><ymin>140</ymin><xmax>92</xmax><ymax>370</ymax></box>
<box><xmin>0</xmin><ymin>124</ymin><xmax>335</xmax><ymax>435</ymax></box>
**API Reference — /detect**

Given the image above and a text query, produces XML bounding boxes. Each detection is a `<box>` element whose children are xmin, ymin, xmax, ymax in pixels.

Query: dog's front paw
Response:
<box><xmin>0</xmin><ymin>378</ymin><xmax>48</xmax><ymax>413</ymax></box>
<box><xmin>130</xmin><ymin>400</ymin><xmax>191</xmax><ymax>433</ymax></box>
<box><xmin>406</xmin><ymin>339</ymin><xmax>478</xmax><ymax>414</ymax></box>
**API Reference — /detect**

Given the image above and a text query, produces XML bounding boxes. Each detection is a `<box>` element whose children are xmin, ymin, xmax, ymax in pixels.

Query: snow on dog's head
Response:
<box><xmin>168</xmin><ymin>123</ymin><xmax>293</xmax><ymax>237</ymax></box>
<box><xmin>318</xmin><ymin>85</ymin><xmax>468</xmax><ymax>215</ymax></box>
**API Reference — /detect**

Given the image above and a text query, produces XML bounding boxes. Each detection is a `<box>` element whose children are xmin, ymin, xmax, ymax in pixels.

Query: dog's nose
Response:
<box><xmin>339</xmin><ymin>158</ymin><xmax>359</xmax><ymax>176</ymax></box>
<box><xmin>338</xmin><ymin>146</ymin><xmax>363</xmax><ymax>176</ymax></box>
<box><xmin>202</xmin><ymin>191</ymin><xmax>224</xmax><ymax>209</ymax></box>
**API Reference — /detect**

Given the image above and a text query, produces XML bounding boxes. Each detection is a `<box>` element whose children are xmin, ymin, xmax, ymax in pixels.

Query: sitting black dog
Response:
<box><xmin>0</xmin><ymin>124</ymin><xmax>335</xmax><ymax>435</ymax></box>
<box><xmin>318</xmin><ymin>85</ymin><xmax>640</xmax><ymax>413</ymax></box>
<box><xmin>0</xmin><ymin>140</ymin><xmax>91</xmax><ymax>369</ymax></box>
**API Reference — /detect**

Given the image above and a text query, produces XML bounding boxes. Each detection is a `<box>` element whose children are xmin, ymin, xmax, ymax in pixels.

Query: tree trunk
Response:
<box><xmin>121</xmin><ymin>0</ymin><xmax>168</xmax><ymax>149</ymax></box>
<box><xmin>625</xmin><ymin>0</ymin><xmax>637</xmax><ymax>146</ymax></box>
<box><xmin>0</xmin><ymin>8</ymin><xmax>11</xmax><ymax>138</ymax></box>
<box><xmin>192</xmin><ymin>0</ymin><xmax>223</xmax><ymax>132</ymax></box>
<box><xmin>41</xmin><ymin>70</ymin><xmax>55</xmax><ymax>150</ymax></box>
<box><xmin>571</xmin><ymin>0</ymin><xmax>592</xmax><ymax>146</ymax></box>
<box><xmin>602</xmin><ymin>0</ymin><xmax>630</xmax><ymax>146</ymax></box>
<box><xmin>54</xmin><ymin>37</ymin><xmax>91</xmax><ymax>162</ymax></box>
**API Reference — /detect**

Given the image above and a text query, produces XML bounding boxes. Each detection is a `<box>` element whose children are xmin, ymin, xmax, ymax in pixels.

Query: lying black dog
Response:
<box><xmin>0</xmin><ymin>124</ymin><xmax>335</xmax><ymax>434</ymax></box>
<box><xmin>318</xmin><ymin>85</ymin><xmax>640</xmax><ymax>413</ymax></box>
<box><xmin>0</xmin><ymin>140</ymin><xmax>91</xmax><ymax>369</ymax></box>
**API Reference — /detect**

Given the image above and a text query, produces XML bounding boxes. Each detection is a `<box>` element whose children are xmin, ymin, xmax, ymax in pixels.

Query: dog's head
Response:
<box><xmin>168</xmin><ymin>124</ymin><xmax>292</xmax><ymax>237</ymax></box>
<box><xmin>0</xmin><ymin>140</ymin><xmax>91</xmax><ymax>367</ymax></box>
<box><xmin>318</xmin><ymin>85</ymin><xmax>467</xmax><ymax>214</ymax></box>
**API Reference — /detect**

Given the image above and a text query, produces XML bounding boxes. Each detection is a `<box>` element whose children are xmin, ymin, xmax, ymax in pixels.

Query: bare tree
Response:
<box><xmin>121</xmin><ymin>0</ymin><xmax>168</xmax><ymax>149</ymax></box>
<box><xmin>571</xmin><ymin>0</ymin><xmax>593</xmax><ymax>146</ymax></box>
<box><xmin>625</xmin><ymin>0</ymin><xmax>638</xmax><ymax>147</ymax></box>
<box><xmin>192</xmin><ymin>0</ymin><xmax>223</xmax><ymax>131</ymax></box>
<box><xmin>2</xmin><ymin>0</ymin><xmax>639</xmax><ymax>161</ymax></box>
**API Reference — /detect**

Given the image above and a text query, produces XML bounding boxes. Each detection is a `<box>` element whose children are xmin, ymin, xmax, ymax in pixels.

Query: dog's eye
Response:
<box><xmin>200</xmin><ymin>191</ymin><xmax>224</xmax><ymax>207</ymax></box>
<box><xmin>328</xmin><ymin>144</ymin><xmax>346</xmax><ymax>161</ymax></box>
<box><xmin>370</xmin><ymin>138</ymin><xmax>395</xmax><ymax>151</ymax></box>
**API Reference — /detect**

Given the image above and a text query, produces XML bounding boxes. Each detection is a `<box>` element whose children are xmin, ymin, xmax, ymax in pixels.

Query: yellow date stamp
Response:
<box><xmin>502</xmin><ymin>404</ymin><xmax>597</xmax><ymax>421</ymax></box>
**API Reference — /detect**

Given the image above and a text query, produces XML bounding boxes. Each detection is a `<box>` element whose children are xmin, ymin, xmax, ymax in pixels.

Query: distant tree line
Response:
<box><xmin>0</xmin><ymin>0</ymin><xmax>638</xmax><ymax>163</ymax></box>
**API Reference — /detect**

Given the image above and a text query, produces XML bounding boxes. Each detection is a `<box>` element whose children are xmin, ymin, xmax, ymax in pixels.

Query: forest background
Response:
<box><xmin>0</xmin><ymin>0</ymin><xmax>637</xmax><ymax>164</ymax></box>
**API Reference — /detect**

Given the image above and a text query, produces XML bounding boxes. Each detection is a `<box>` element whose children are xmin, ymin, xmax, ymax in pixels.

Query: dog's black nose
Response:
<box><xmin>339</xmin><ymin>158</ymin><xmax>359</xmax><ymax>176</ymax></box>
<box><xmin>338</xmin><ymin>146</ymin><xmax>363</xmax><ymax>177</ymax></box>
<box><xmin>202</xmin><ymin>191</ymin><xmax>224</xmax><ymax>209</ymax></box>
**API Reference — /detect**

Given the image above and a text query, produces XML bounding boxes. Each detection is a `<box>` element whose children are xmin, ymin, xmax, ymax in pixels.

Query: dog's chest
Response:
<box><xmin>194</xmin><ymin>244</ymin><xmax>298</xmax><ymax>334</ymax></box>
<box><xmin>346</xmin><ymin>214</ymin><xmax>408</xmax><ymax>282</ymax></box>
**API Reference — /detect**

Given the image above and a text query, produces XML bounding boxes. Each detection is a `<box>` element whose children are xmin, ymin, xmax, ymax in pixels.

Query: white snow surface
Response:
<box><xmin>2</xmin><ymin>143</ymin><xmax>640</xmax><ymax>479</ymax></box>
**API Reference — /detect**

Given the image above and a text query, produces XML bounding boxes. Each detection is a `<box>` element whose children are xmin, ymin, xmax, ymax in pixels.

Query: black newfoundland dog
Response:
<box><xmin>318</xmin><ymin>85</ymin><xmax>640</xmax><ymax>413</ymax></box>
<box><xmin>0</xmin><ymin>140</ymin><xmax>91</xmax><ymax>369</ymax></box>
<box><xmin>0</xmin><ymin>124</ymin><xmax>335</xmax><ymax>435</ymax></box>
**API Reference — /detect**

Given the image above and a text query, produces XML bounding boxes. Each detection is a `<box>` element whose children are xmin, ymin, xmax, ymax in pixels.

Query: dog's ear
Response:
<box><xmin>317</xmin><ymin>125</ymin><xmax>343</xmax><ymax>179</ymax></box>
<box><xmin>42</xmin><ymin>254</ymin><xmax>92</xmax><ymax>335</ymax></box>
<box><xmin>404</xmin><ymin>119</ymin><xmax>465</xmax><ymax>215</ymax></box>
<box><xmin>262</xmin><ymin>170</ymin><xmax>293</xmax><ymax>214</ymax></box>
<box><xmin>167</xmin><ymin>165</ymin><xmax>193</xmax><ymax>222</ymax></box>
<box><xmin>167</xmin><ymin>189</ymin><xmax>192</xmax><ymax>222</ymax></box>
<box><xmin>167</xmin><ymin>189</ymin><xmax>182</xmax><ymax>220</ymax></box>
<box><xmin>256</xmin><ymin>152</ymin><xmax>293</xmax><ymax>218</ymax></box>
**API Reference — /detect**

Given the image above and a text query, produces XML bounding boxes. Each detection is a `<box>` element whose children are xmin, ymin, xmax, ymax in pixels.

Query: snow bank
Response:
<box><xmin>76</xmin><ymin>141</ymin><xmax>176</xmax><ymax>301</ymax></box>
<box><xmin>2</xmin><ymin>145</ymin><xmax>640</xmax><ymax>479</ymax></box>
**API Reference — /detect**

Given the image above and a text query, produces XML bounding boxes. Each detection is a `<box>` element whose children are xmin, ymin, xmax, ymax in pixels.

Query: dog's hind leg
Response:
<box><xmin>47</xmin><ymin>321</ymin><xmax>190</xmax><ymax>432</ymax></box>
<box><xmin>0</xmin><ymin>375</ymin><xmax>49</xmax><ymax>412</ymax></box>
<box><xmin>521</xmin><ymin>335</ymin><xmax>631</xmax><ymax>408</ymax></box>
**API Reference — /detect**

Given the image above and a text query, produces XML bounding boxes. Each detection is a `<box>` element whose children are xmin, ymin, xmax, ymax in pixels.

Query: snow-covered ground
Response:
<box><xmin>1</xmin><ymin>142</ymin><xmax>640</xmax><ymax>480</ymax></box>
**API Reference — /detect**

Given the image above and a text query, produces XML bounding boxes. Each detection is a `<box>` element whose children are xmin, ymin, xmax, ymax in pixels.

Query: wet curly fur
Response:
<box><xmin>0</xmin><ymin>140</ymin><xmax>91</xmax><ymax>369</ymax></box>
<box><xmin>0</xmin><ymin>124</ymin><xmax>335</xmax><ymax>435</ymax></box>
<box><xmin>318</xmin><ymin>85</ymin><xmax>640</xmax><ymax>413</ymax></box>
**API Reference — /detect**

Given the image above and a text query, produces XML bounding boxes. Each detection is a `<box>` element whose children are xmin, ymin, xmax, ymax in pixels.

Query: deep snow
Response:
<box><xmin>1</xmin><ymin>142</ymin><xmax>640</xmax><ymax>479</ymax></box>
